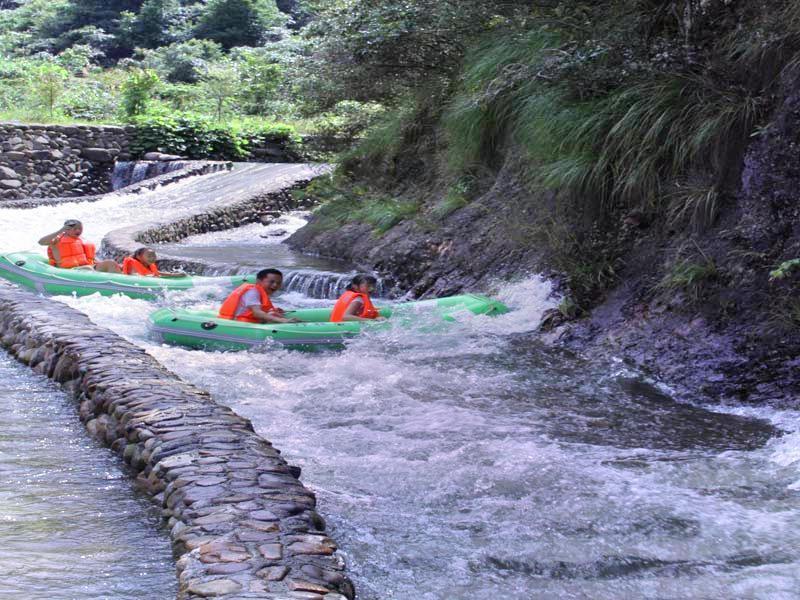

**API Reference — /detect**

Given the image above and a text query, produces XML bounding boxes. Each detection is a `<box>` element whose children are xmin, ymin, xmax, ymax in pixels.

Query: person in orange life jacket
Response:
<box><xmin>38</xmin><ymin>219</ymin><xmax>121</xmax><ymax>272</ymax></box>
<box><xmin>219</xmin><ymin>268</ymin><xmax>301</xmax><ymax>324</ymax></box>
<box><xmin>122</xmin><ymin>247</ymin><xmax>186</xmax><ymax>278</ymax></box>
<box><xmin>330</xmin><ymin>274</ymin><xmax>383</xmax><ymax>322</ymax></box>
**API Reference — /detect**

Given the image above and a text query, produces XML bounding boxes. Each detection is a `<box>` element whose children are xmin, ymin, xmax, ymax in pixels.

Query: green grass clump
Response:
<box><xmin>303</xmin><ymin>176</ymin><xmax>421</xmax><ymax>235</ymax></box>
<box><xmin>339</xmin><ymin>105</ymin><xmax>411</xmax><ymax>174</ymax></box>
<box><xmin>441</xmin><ymin>25</ymin><xmax>779</xmax><ymax>228</ymax></box>
<box><xmin>769</xmin><ymin>258</ymin><xmax>800</xmax><ymax>281</ymax></box>
<box><xmin>656</xmin><ymin>253</ymin><xmax>719</xmax><ymax>302</ymax></box>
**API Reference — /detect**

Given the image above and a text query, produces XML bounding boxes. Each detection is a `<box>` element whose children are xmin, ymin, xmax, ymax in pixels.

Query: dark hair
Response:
<box><xmin>133</xmin><ymin>247</ymin><xmax>152</xmax><ymax>259</ymax></box>
<box><xmin>63</xmin><ymin>219</ymin><xmax>82</xmax><ymax>228</ymax></box>
<box><xmin>257</xmin><ymin>268</ymin><xmax>283</xmax><ymax>280</ymax></box>
<box><xmin>348</xmin><ymin>274</ymin><xmax>378</xmax><ymax>290</ymax></box>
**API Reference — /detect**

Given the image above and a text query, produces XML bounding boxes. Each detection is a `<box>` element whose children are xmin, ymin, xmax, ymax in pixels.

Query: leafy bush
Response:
<box><xmin>61</xmin><ymin>76</ymin><xmax>121</xmax><ymax>120</ymax></box>
<box><xmin>121</xmin><ymin>68</ymin><xmax>161</xmax><ymax>118</ymax></box>
<box><xmin>130</xmin><ymin>112</ymin><xmax>296</xmax><ymax>160</ymax></box>
<box><xmin>28</xmin><ymin>63</ymin><xmax>69</xmax><ymax>116</ymax></box>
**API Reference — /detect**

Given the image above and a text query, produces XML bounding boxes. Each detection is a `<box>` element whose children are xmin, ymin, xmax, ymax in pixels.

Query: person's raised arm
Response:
<box><xmin>38</xmin><ymin>226</ymin><xmax>67</xmax><ymax>246</ymax></box>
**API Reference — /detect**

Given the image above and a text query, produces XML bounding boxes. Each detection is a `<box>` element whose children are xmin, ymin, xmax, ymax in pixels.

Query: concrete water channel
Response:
<box><xmin>0</xmin><ymin>162</ymin><xmax>799</xmax><ymax>600</ymax></box>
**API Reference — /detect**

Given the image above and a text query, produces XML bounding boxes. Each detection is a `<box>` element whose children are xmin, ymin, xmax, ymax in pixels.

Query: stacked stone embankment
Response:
<box><xmin>0</xmin><ymin>282</ymin><xmax>354</xmax><ymax>600</ymax></box>
<box><xmin>0</xmin><ymin>123</ymin><xmax>133</xmax><ymax>200</ymax></box>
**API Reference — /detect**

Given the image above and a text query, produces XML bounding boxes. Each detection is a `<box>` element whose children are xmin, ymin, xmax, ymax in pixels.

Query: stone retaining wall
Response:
<box><xmin>0</xmin><ymin>160</ymin><xmax>231</xmax><ymax>209</ymax></box>
<box><xmin>0</xmin><ymin>123</ymin><xmax>133</xmax><ymax>200</ymax></box>
<box><xmin>0</xmin><ymin>282</ymin><xmax>354</xmax><ymax>600</ymax></box>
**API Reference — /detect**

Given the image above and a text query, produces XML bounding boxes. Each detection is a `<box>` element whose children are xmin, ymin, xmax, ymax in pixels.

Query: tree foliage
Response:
<box><xmin>29</xmin><ymin>62</ymin><xmax>68</xmax><ymax>116</ymax></box>
<box><xmin>195</xmin><ymin>0</ymin><xmax>282</xmax><ymax>49</ymax></box>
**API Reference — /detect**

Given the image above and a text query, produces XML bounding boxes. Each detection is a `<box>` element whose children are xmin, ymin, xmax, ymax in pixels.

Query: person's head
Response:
<box><xmin>256</xmin><ymin>268</ymin><xmax>283</xmax><ymax>294</ymax></box>
<box><xmin>133</xmin><ymin>247</ymin><xmax>157</xmax><ymax>266</ymax></box>
<box><xmin>62</xmin><ymin>219</ymin><xmax>83</xmax><ymax>238</ymax></box>
<box><xmin>349</xmin><ymin>274</ymin><xmax>378</xmax><ymax>294</ymax></box>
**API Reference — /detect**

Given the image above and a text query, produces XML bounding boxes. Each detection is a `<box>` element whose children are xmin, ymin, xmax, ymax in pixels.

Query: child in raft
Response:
<box><xmin>122</xmin><ymin>247</ymin><xmax>186</xmax><ymax>278</ymax></box>
<box><xmin>38</xmin><ymin>219</ymin><xmax>121</xmax><ymax>273</ymax></box>
<box><xmin>330</xmin><ymin>274</ymin><xmax>382</xmax><ymax>322</ymax></box>
<box><xmin>219</xmin><ymin>268</ymin><xmax>301</xmax><ymax>324</ymax></box>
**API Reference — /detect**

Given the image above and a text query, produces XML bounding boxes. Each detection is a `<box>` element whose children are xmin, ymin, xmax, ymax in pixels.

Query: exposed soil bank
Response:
<box><xmin>0</xmin><ymin>282</ymin><xmax>353</xmax><ymax>599</ymax></box>
<box><xmin>287</xmin><ymin>80</ymin><xmax>800</xmax><ymax>408</ymax></box>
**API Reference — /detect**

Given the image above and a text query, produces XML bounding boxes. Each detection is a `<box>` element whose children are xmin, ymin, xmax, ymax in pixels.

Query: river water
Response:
<box><xmin>1</xmin><ymin>170</ymin><xmax>799</xmax><ymax>599</ymax></box>
<box><xmin>0</xmin><ymin>354</ymin><xmax>175</xmax><ymax>599</ymax></box>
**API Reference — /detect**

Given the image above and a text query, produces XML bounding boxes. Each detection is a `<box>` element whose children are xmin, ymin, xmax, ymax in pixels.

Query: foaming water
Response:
<box><xmin>3</xmin><ymin>168</ymin><xmax>799</xmax><ymax>598</ymax></box>
<box><xmin>56</xmin><ymin>277</ymin><xmax>800</xmax><ymax>600</ymax></box>
<box><xmin>0</xmin><ymin>353</ymin><xmax>175</xmax><ymax>599</ymax></box>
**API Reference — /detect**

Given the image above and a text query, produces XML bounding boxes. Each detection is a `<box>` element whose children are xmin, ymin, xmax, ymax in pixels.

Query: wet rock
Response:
<box><xmin>186</xmin><ymin>579</ymin><xmax>242</xmax><ymax>596</ymax></box>
<box><xmin>257</xmin><ymin>565</ymin><xmax>289</xmax><ymax>581</ymax></box>
<box><xmin>287</xmin><ymin>541</ymin><xmax>336</xmax><ymax>556</ymax></box>
<box><xmin>81</xmin><ymin>147</ymin><xmax>114</xmax><ymax>162</ymax></box>
<box><xmin>258</xmin><ymin>543</ymin><xmax>283</xmax><ymax>561</ymax></box>
<box><xmin>288</xmin><ymin>579</ymin><xmax>332</xmax><ymax>594</ymax></box>
<box><xmin>0</xmin><ymin>179</ymin><xmax>22</xmax><ymax>189</ymax></box>
<box><xmin>206</xmin><ymin>562</ymin><xmax>251</xmax><ymax>575</ymax></box>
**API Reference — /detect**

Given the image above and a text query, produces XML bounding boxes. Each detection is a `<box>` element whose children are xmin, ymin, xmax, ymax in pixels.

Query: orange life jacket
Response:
<box><xmin>122</xmin><ymin>256</ymin><xmax>159</xmax><ymax>277</ymax></box>
<box><xmin>330</xmin><ymin>290</ymin><xmax>379</xmax><ymax>322</ymax></box>
<box><xmin>47</xmin><ymin>235</ymin><xmax>95</xmax><ymax>269</ymax></box>
<box><xmin>218</xmin><ymin>283</ymin><xmax>275</xmax><ymax>323</ymax></box>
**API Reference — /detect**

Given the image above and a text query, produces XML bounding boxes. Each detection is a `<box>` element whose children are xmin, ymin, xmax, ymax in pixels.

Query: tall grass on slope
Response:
<box><xmin>443</xmin><ymin>29</ymin><xmax>561</xmax><ymax>173</ymax></box>
<box><xmin>444</xmin><ymin>28</ymin><xmax>767</xmax><ymax>228</ymax></box>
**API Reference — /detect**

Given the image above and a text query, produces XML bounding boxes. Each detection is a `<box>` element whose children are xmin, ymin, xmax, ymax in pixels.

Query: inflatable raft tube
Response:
<box><xmin>149</xmin><ymin>294</ymin><xmax>509</xmax><ymax>351</ymax></box>
<box><xmin>0</xmin><ymin>252</ymin><xmax>244</xmax><ymax>299</ymax></box>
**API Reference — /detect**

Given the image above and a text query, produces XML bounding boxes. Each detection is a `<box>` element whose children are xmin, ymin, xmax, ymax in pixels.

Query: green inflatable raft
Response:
<box><xmin>0</xmin><ymin>252</ymin><xmax>246</xmax><ymax>299</ymax></box>
<box><xmin>149</xmin><ymin>294</ymin><xmax>509</xmax><ymax>351</ymax></box>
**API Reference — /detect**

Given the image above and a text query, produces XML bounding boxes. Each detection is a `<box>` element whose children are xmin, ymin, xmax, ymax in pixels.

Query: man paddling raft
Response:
<box><xmin>218</xmin><ymin>268</ymin><xmax>301</xmax><ymax>324</ymax></box>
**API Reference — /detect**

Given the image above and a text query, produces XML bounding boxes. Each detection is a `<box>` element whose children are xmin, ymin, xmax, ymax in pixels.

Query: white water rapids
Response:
<box><xmin>1</xmin><ymin>170</ymin><xmax>799</xmax><ymax>599</ymax></box>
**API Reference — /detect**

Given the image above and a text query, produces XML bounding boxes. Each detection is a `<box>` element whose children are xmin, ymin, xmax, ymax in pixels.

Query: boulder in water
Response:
<box><xmin>261</xmin><ymin>229</ymin><xmax>288</xmax><ymax>238</ymax></box>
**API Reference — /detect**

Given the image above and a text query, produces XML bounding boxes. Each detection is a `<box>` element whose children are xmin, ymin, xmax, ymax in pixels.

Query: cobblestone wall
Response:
<box><xmin>0</xmin><ymin>283</ymin><xmax>354</xmax><ymax>600</ymax></box>
<box><xmin>0</xmin><ymin>123</ymin><xmax>133</xmax><ymax>200</ymax></box>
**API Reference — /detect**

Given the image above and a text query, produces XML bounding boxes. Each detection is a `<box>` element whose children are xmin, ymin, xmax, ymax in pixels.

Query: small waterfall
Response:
<box><xmin>112</xmin><ymin>161</ymin><xmax>187</xmax><ymax>191</ymax></box>
<box><xmin>111</xmin><ymin>162</ymin><xmax>134</xmax><ymax>190</ymax></box>
<box><xmin>280</xmin><ymin>271</ymin><xmax>386</xmax><ymax>299</ymax></box>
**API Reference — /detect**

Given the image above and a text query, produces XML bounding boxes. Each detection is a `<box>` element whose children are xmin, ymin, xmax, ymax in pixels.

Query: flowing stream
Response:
<box><xmin>0</xmin><ymin>353</ymin><xmax>175</xmax><ymax>599</ymax></box>
<box><xmin>1</xmin><ymin>170</ymin><xmax>799</xmax><ymax>599</ymax></box>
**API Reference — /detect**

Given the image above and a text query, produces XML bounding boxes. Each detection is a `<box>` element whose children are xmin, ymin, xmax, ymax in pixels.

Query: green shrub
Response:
<box><xmin>28</xmin><ymin>63</ymin><xmax>69</xmax><ymax>117</ymax></box>
<box><xmin>130</xmin><ymin>112</ymin><xmax>296</xmax><ymax>160</ymax></box>
<box><xmin>121</xmin><ymin>68</ymin><xmax>161</xmax><ymax>118</ymax></box>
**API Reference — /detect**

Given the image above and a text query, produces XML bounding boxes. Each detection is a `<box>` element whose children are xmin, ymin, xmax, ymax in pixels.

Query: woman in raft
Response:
<box><xmin>122</xmin><ymin>247</ymin><xmax>186</xmax><ymax>278</ymax></box>
<box><xmin>330</xmin><ymin>274</ymin><xmax>382</xmax><ymax>322</ymax></box>
<box><xmin>218</xmin><ymin>268</ymin><xmax>300</xmax><ymax>324</ymax></box>
<box><xmin>38</xmin><ymin>219</ymin><xmax>120</xmax><ymax>272</ymax></box>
